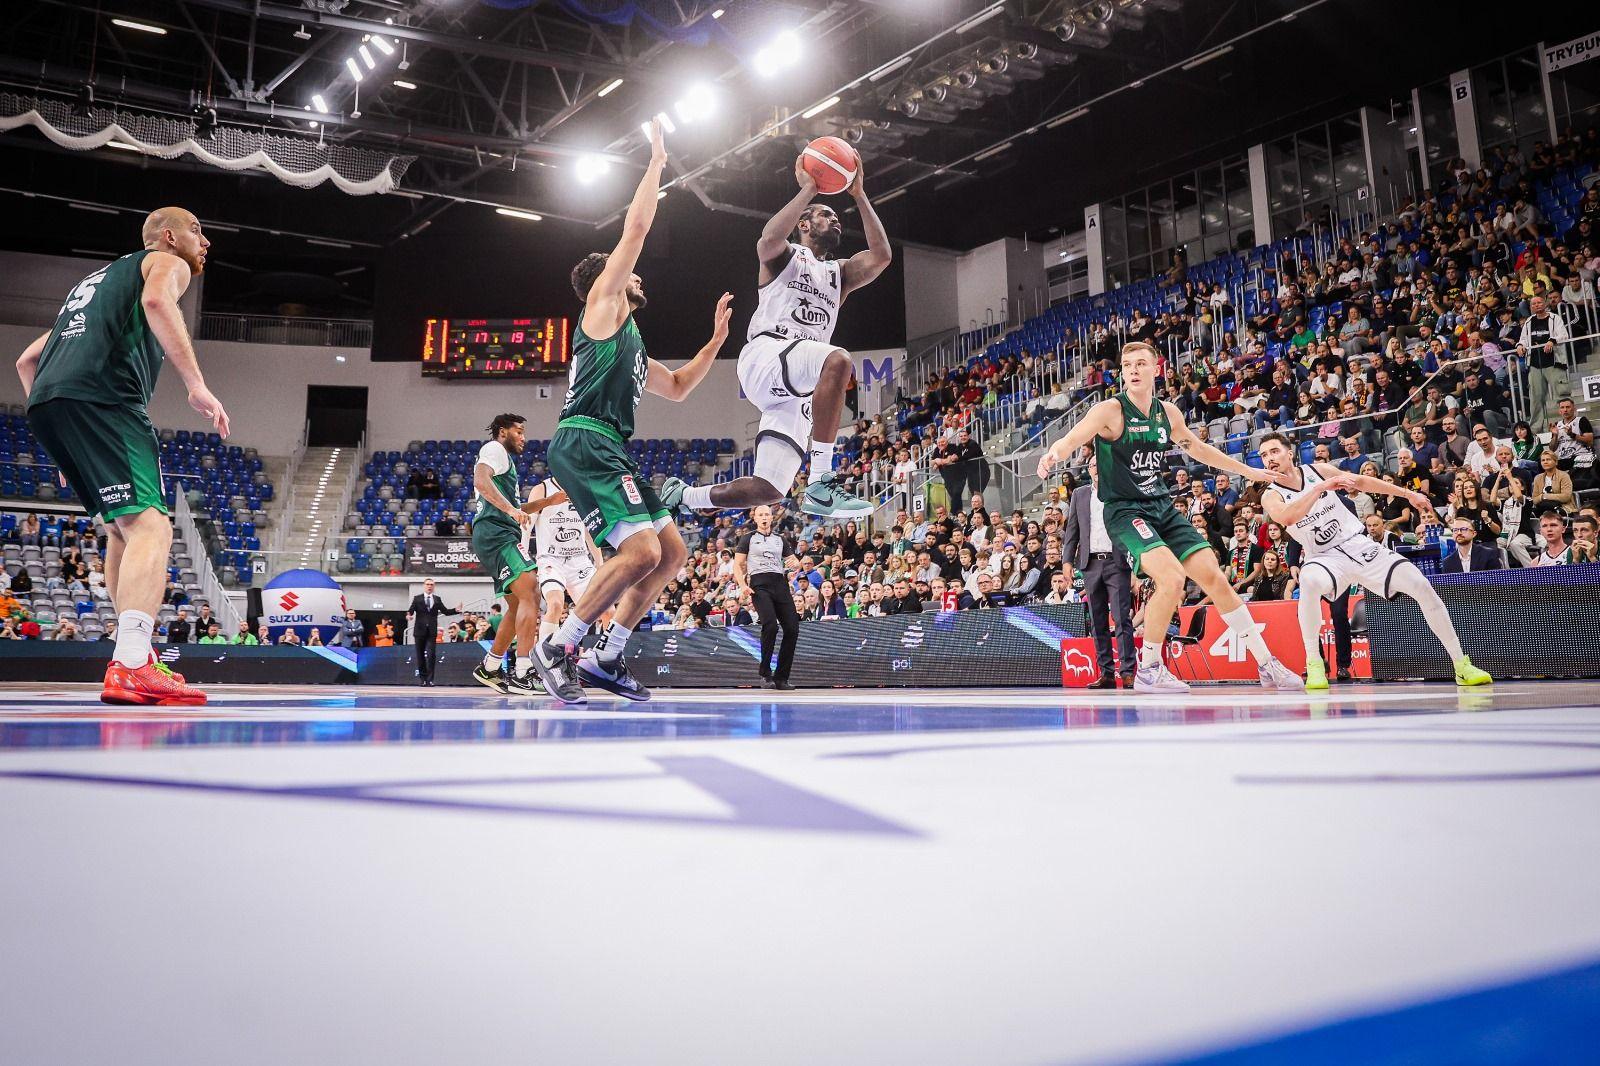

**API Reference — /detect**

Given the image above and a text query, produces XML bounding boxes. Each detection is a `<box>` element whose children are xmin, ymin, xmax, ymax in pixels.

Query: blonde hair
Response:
<box><xmin>1120</xmin><ymin>340</ymin><xmax>1159</xmax><ymax>362</ymax></box>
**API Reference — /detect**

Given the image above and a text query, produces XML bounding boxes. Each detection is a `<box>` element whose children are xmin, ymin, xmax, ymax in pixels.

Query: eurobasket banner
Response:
<box><xmin>403</xmin><ymin>537</ymin><xmax>486</xmax><ymax>576</ymax></box>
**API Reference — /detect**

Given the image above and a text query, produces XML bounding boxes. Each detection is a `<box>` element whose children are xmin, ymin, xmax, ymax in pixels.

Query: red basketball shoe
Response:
<box><xmin>101</xmin><ymin>657</ymin><xmax>208</xmax><ymax>706</ymax></box>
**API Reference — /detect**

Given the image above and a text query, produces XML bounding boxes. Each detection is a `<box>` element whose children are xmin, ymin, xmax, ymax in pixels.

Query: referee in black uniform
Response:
<box><xmin>735</xmin><ymin>504</ymin><xmax>800</xmax><ymax>690</ymax></box>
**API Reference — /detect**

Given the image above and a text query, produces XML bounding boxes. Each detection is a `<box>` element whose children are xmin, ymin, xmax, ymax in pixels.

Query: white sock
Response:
<box><xmin>1391</xmin><ymin>565</ymin><xmax>1465</xmax><ymax>661</ymax></box>
<box><xmin>482</xmin><ymin>651</ymin><xmax>503</xmax><ymax>671</ymax></box>
<box><xmin>1222</xmin><ymin>605</ymin><xmax>1274</xmax><ymax>666</ymax></box>
<box><xmin>597</xmin><ymin>621</ymin><xmax>633</xmax><ymax>664</ymax></box>
<box><xmin>809</xmin><ymin>440</ymin><xmax>836</xmax><ymax>475</ymax></box>
<box><xmin>683</xmin><ymin>485</ymin><xmax>715</xmax><ymax>509</ymax></box>
<box><xmin>1139</xmin><ymin>642</ymin><xmax>1163</xmax><ymax>669</ymax></box>
<box><xmin>1297</xmin><ymin>571</ymin><xmax>1334</xmax><ymax>664</ymax></box>
<box><xmin>553</xmin><ymin>613</ymin><xmax>591</xmax><ymax>649</ymax></box>
<box><xmin>113</xmin><ymin>610</ymin><xmax>154</xmax><ymax>668</ymax></box>
<box><xmin>515</xmin><ymin>655</ymin><xmax>532</xmax><ymax>677</ymax></box>
<box><xmin>539</xmin><ymin>618</ymin><xmax>558</xmax><ymax>643</ymax></box>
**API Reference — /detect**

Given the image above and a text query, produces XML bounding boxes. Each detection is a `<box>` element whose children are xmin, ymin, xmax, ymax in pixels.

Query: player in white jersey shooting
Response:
<box><xmin>1254</xmin><ymin>432</ymin><xmax>1492</xmax><ymax>690</ymax></box>
<box><xmin>525</xmin><ymin>476</ymin><xmax>606</xmax><ymax>645</ymax></box>
<box><xmin>660</xmin><ymin>154</ymin><xmax>892</xmax><ymax>519</ymax></box>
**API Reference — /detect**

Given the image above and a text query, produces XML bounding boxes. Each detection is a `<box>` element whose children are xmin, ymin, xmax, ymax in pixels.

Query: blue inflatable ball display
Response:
<box><xmin>262</xmin><ymin>568</ymin><xmax>348</xmax><ymax>645</ymax></box>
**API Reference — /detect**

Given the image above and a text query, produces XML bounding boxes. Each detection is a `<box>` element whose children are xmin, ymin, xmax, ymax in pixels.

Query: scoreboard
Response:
<box><xmin>421</xmin><ymin>317</ymin><xmax>571</xmax><ymax>378</ymax></box>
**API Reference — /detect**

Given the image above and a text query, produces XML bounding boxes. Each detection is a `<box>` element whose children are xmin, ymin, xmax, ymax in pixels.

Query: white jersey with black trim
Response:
<box><xmin>1274</xmin><ymin>463</ymin><xmax>1367</xmax><ymax>556</ymax></box>
<box><xmin>746</xmin><ymin>242</ymin><xmax>842</xmax><ymax>345</ymax></box>
<box><xmin>526</xmin><ymin>478</ymin><xmax>590</xmax><ymax>562</ymax></box>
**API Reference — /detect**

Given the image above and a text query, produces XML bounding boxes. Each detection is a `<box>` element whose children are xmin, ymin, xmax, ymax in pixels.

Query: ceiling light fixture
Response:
<box><xmin>358</xmin><ymin>45</ymin><xmax>376</xmax><ymax>70</ymax></box>
<box><xmin>311</xmin><ymin>94</ymin><xmax>329</xmax><ymax>115</ymax></box>
<box><xmin>392</xmin><ymin>79</ymin><xmax>416</xmax><ymax>90</ymax></box>
<box><xmin>870</xmin><ymin>55</ymin><xmax>914</xmax><ymax>82</ymax></box>
<box><xmin>1180</xmin><ymin>44</ymin><xmax>1233</xmax><ymax>71</ymax></box>
<box><xmin>598</xmin><ymin>78</ymin><xmax>624</xmax><ymax>97</ymax></box>
<box><xmin>801</xmin><ymin>95</ymin><xmax>841</xmax><ymax>120</ymax></box>
<box><xmin>974</xmin><ymin>141</ymin><xmax>1013</xmax><ymax>162</ymax></box>
<box><xmin>1045</xmin><ymin>106</ymin><xmax>1091</xmax><ymax>129</ymax></box>
<box><xmin>574</xmin><ymin>154</ymin><xmax>611</xmax><ymax>185</ymax></box>
<box><xmin>371</xmin><ymin>36</ymin><xmax>394</xmax><ymax>57</ymax></box>
<box><xmin>496</xmin><ymin>207</ymin><xmax>544</xmax><ymax>222</ymax></box>
<box><xmin>111</xmin><ymin>18</ymin><xmax>167</xmax><ymax>35</ymax></box>
<box><xmin>345</xmin><ymin>57</ymin><xmax>363</xmax><ymax>82</ymax></box>
<box><xmin>954</xmin><ymin>2</ymin><xmax>1005</xmax><ymax>34</ymax></box>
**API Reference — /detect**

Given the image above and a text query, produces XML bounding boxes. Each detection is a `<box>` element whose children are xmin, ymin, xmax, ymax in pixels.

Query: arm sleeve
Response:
<box><xmin>476</xmin><ymin>440</ymin><xmax>510</xmax><ymax>475</ymax></box>
<box><xmin>736</xmin><ymin>534</ymin><xmax>754</xmax><ymax>554</ymax></box>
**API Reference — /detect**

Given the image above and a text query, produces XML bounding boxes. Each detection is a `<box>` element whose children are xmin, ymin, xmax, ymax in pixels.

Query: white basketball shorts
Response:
<box><xmin>737</xmin><ymin>331</ymin><xmax>838</xmax><ymax>491</ymax></box>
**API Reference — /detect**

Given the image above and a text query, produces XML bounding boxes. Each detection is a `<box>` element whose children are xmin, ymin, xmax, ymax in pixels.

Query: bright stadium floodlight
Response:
<box><xmin>674</xmin><ymin>83</ymin><xmax>716</xmax><ymax>123</ymax></box>
<box><xmin>371</xmin><ymin>36</ymin><xmax>394</xmax><ymax>56</ymax></box>
<box><xmin>801</xmin><ymin>95</ymin><xmax>841</xmax><ymax>119</ymax></box>
<box><xmin>345</xmin><ymin>57</ymin><xmax>363</xmax><ymax>82</ymax></box>
<box><xmin>392</xmin><ymin>80</ymin><xmax>416</xmax><ymax>90</ymax></box>
<box><xmin>598</xmin><ymin>78</ymin><xmax>624</xmax><ymax>97</ymax></box>
<box><xmin>575</xmin><ymin>154</ymin><xmax>611</xmax><ymax>185</ymax></box>
<box><xmin>359</xmin><ymin>45</ymin><xmax>376</xmax><ymax>70</ymax></box>
<box><xmin>496</xmin><ymin>207</ymin><xmax>543</xmax><ymax>222</ymax></box>
<box><xmin>311</xmin><ymin>94</ymin><xmax>329</xmax><ymax>115</ymax></box>
<box><xmin>111</xmin><ymin>18</ymin><xmax>166</xmax><ymax>35</ymax></box>
<box><xmin>753</xmin><ymin>30</ymin><xmax>801</xmax><ymax>77</ymax></box>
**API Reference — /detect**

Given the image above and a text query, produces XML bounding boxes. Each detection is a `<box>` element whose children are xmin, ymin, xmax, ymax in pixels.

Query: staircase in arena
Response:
<box><xmin>273</xmin><ymin>446</ymin><xmax>359</xmax><ymax>577</ymax></box>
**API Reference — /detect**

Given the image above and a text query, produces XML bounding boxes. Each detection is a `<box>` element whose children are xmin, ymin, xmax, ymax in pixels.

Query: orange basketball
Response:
<box><xmin>801</xmin><ymin>136</ymin><xmax>859</xmax><ymax>195</ymax></box>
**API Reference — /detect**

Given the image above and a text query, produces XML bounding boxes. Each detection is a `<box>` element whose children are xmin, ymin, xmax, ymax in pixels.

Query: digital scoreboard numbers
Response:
<box><xmin>421</xmin><ymin>317</ymin><xmax>571</xmax><ymax>378</ymax></box>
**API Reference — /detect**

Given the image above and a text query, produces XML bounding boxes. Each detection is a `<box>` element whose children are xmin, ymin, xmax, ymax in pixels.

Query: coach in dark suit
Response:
<box><xmin>1063</xmin><ymin>471</ymin><xmax>1136</xmax><ymax>688</ymax></box>
<box><xmin>1440</xmin><ymin>519</ymin><xmax>1504</xmax><ymax>573</ymax></box>
<box><xmin>406</xmin><ymin>578</ymin><xmax>462</xmax><ymax>686</ymax></box>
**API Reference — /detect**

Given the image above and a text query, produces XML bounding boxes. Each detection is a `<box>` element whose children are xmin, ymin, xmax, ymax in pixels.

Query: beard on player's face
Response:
<box><xmin>806</xmin><ymin>220</ymin><xmax>842</xmax><ymax>255</ymax></box>
<box><xmin>627</xmin><ymin>277</ymin><xmax>648</xmax><ymax>310</ymax></box>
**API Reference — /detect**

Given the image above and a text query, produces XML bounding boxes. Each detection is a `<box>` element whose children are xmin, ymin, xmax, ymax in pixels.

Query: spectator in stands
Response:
<box><xmin>1573</xmin><ymin>513</ymin><xmax>1600</xmax><ymax>561</ymax></box>
<box><xmin>193</xmin><ymin>604</ymin><xmax>216</xmax><ymax>640</ymax></box>
<box><xmin>1438</xmin><ymin>417</ymin><xmax>1470</xmax><ymax>467</ymax></box>
<box><xmin>164</xmin><ymin>582</ymin><xmax>189</xmax><ymax>609</ymax></box>
<box><xmin>1460</xmin><ymin>369</ymin><xmax>1508</xmax><ymax>436</ymax></box>
<box><xmin>17</xmin><ymin>513</ymin><xmax>41</xmax><ymax>546</ymax></box>
<box><xmin>686</xmin><ymin>587</ymin><xmax>713</xmax><ymax>626</ymax></box>
<box><xmin>1510</xmin><ymin>420</ymin><xmax>1543</xmax><ymax>469</ymax></box>
<box><xmin>1550</xmin><ymin>397</ymin><xmax>1596</xmax><ymax>491</ymax></box>
<box><xmin>232</xmin><ymin>622</ymin><xmax>258</xmax><ymax>645</ymax></box>
<box><xmin>1243</xmin><ymin>549</ymin><xmax>1294</xmax><ymax>601</ymax></box>
<box><xmin>1516</xmin><ymin>295</ymin><xmax>1572</xmax><ymax>426</ymax></box>
<box><xmin>1464</xmin><ymin>424</ymin><xmax>1507</xmax><ymax>481</ymax></box>
<box><xmin>886</xmin><ymin>578</ymin><xmax>922</xmax><ymax>615</ymax></box>
<box><xmin>166</xmin><ymin>608</ymin><xmax>192</xmax><ymax>645</ymax></box>
<box><xmin>0</xmin><ymin>617</ymin><xmax>18</xmax><ymax>640</ymax></box>
<box><xmin>99</xmin><ymin>620</ymin><xmax>115</xmax><ymax>643</ymax></box>
<box><xmin>335</xmin><ymin>609</ymin><xmax>365</xmax><ymax>648</ymax></box>
<box><xmin>50</xmin><ymin>617</ymin><xmax>80</xmax><ymax>641</ymax></box>
<box><xmin>435</xmin><ymin>512</ymin><xmax>459</xmax><ymax>537</ymax></box>
<box><xmin>278</xmin><ymin>628</ymin><xmax>302</xmax><ymax>646</ymax></box>
<box><xmin>1534</xmin><ymin>450</ymin><xmax>1576</xmax><ymax>515</ymax></box>
<box><xmin>199</xmin><ymin>622</ymin><xmax>227</xmax><ymax>644</ymax></box>
<box><xmin>257</xmin><ymin>623</ymin><xmax>272</xmax><ymax>644</ymax></box>
<box><xmin>1535</xmin><ymin>512</ymin><xmax>1576</xmax><ymax>566</ymax></box>
<box><xmin>715</xmin><ymin>595</ymin><xmax>752</xmax><ymax>627</ymax></box>
<box><xmin>419</xmin><ymin>469</ymin><xmax>442</xmax><ymax>500</ymax></box>
<box><xmin>371</xmin><ymin>618</ymin><xmax>395</xmax><ymax>646</ymax></box>
<box><xmin>1442</xmin><ymin>518</ymin><xmax>1503</xmax><ymax>573</ymax></box>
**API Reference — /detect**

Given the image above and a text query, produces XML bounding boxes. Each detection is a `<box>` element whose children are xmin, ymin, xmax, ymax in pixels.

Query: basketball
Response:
<box><xmin>800</xmin><ymin>136</ymin><xmax>859</xmax><ymax>195</ymax></box>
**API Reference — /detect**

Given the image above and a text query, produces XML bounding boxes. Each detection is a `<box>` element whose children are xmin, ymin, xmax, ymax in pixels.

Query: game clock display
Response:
<box><xmin>421</xmin><ymin>317</ymin><xmax>571</xmax><ymax>378</ymax></box>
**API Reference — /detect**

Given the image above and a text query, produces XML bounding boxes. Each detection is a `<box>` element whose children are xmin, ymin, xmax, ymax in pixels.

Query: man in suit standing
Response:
<box><xmin>1440</xmin><ymin>518</ymin><xmax>1504</xmax><ymax>573</ymax></box>
<box><xmin>1063</xmin><ymin>467</ymin><xmax>1136</xmax><ymax>688</ymax></box>
<box><xmin>406</xmin><ymin>578</ymin><xmax>461</xmax><ymax>686</ymax></box>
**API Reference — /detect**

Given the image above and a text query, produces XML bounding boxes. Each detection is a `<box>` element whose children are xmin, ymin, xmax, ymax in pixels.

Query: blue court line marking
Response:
<box><xmin>1155</xmin><ymin>955</ymin><xmax>1600</xmax><ymax>1065</ymax></box>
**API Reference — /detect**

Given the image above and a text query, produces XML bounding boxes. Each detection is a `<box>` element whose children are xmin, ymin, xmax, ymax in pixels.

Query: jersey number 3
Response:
<box><xmin>61</xmin><ymin>268</ymin><xmax>109</xmax><ymax>314</ymax></box>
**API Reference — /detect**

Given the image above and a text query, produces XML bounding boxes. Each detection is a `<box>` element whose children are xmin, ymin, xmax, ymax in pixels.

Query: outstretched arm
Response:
<box><xmin>646</xmin><ymin>292</ymin><xmax>733</xmax><ymax>401</ymax></box>
<box><xmin>1166</xmin><ymin>402</ymin><xmax>1290</xmax><ymax>487</ymax></box>
<box><xmin>1310</xmin><ymin>461</ymin><xmax>1431</xmax><ymax>514</ymax></box>
<box><xmin>841</xmin><ymin>161</ymin><xmax>892</xmax><ymax>298</ymax></box>
<box><xmin>585</xmin><ymin>122</ymin><xmax>668</xmax><ymax>335</ymax></box>
<box><xmin>758</xmin><ymin>158</ymin><xmax>818</xmax><ymax>282</ymax></box>
<box><xmin>1036</xmin><ymin>400</ymin><xmax>1118</xmax><ymax>478</ymax></box>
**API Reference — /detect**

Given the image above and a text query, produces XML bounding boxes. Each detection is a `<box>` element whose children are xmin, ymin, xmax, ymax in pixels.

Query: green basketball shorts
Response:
<box><xmin>26</xmin><ymin>398</ymin><xmax>167</xmax><ymax>523</ymax></box>
<box><xmin>1102</xmin><ymin>495</ymin><xmax>1210</xmax><ymax>574</ymax></box>
<box><xmin>470</xmin><ymin>517</ymin><xmax>536</xmax><ymax>598</ymax></box>
<box><xmin>547</xmin><ymin>417</ymin><xmax>670</xmax><ymax>547</ymax></box>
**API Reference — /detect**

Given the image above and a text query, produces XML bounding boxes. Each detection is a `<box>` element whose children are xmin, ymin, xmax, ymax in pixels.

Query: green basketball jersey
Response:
<box><xmin>1095</xmin><ymin>393</ymin><xmax>1174</xmax><ymax>502</ymax></box>
<box><xmin>27</xmin><ymin>251</ymin><xmax>164</xmax><ymax>411</ymax></box>
<box><xmin>560</xmin><ymin>313</ymin><xmax>648</xmax><ymax>440</ymax></box>
<box><xmin>473</xmin><ymin>439</ymin><xmax>522</xmax><ymax>536</ymax></box>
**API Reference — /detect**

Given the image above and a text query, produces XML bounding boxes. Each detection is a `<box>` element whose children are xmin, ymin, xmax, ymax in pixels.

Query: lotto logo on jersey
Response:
<box><xmin>1132</xmin><ymin>518</ymin><xmax>1156</xmax><ymax>541</ymax></box>
<box><xmin>620</xmin><ymin>475</ymin><xmax>642</xmax><ymax>505</ymax></box>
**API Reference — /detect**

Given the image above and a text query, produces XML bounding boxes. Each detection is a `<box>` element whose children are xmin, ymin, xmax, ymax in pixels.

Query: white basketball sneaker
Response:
<box><xmin>1133</xmin><ymin>660</ymin><xmax>1190</xmax><ymax>694</ymax></box>
<box><xmin>1258</xmin><ymin>657</ymin><xmax>1306</xmax><ymax>691</ymax></box>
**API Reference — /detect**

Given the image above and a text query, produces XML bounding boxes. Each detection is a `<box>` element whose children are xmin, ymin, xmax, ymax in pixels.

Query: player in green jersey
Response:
<box><xmin>15</xmin><ymin>207</ymin><xmax>229</xmax><ymax>706</ymax></box>
<box><xmin>532</xmin><ymin>119</ymin><xmax>734</xmax><ymax>704</ymax></box>
<box><xmin>1038</xmin><ymin>341</ymin><xmax>1303</xmax><ymax>694</ymax></box>
<box><xmin>467</xmin><ymin>413</ymin><xmax>573</xmax><ymax>694</ymax></box>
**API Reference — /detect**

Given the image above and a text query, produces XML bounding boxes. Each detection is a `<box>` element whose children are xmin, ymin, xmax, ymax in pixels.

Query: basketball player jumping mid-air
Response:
<box><xmin>660</xmin><ymin>151</ymin><xmax>892</xmax><ymax>518</ymax></box>
<box><xmin>532</xmin><ymin>119</ymin><xmax>734</xmax><ymax>704</ymax></box>
<box><xmin>1037</xmin><ymin>341</ymin><xmax>1305</xmax><ymax>694</ymax></box>
<box><xmin>14</xmin><ymin>207</ymin><xmax>229</xmax><ymax>705</ymax></box>
<box><xmin>1254</xmin><ymin>433</ymin><xmax>1492</xmax><ymax>689</ymax></box>
<box><xmin>525</xmin><ymin>475</ymin><xmax>607</xmax><ymax>647</ymax></box>
<box><xmin>468</xmin><ymin>412</ymin><xmax>573</xmax><ymax>694</ymax></box>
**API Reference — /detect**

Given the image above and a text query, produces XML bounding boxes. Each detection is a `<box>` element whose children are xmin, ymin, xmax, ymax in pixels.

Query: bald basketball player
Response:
<box><xmin>15</xmin><ymin>207</ymin><xmax>230</xmax><ymax>705</ymax></box>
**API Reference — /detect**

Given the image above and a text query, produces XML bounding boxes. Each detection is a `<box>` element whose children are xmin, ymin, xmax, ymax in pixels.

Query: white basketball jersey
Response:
<box><xmin>1275</xmin><ymin>464</ymin><xmax>1367</xmax><ymax>556</ymax></box>
<box><xmin>527</xmin><ymin>479</ymin><xmax>589</xmax><ymax>561</ymax></box>
<box><xmin>746</xmin><ymin>242</ymin><xmax>842</xmax><ymax>345</ymax></box>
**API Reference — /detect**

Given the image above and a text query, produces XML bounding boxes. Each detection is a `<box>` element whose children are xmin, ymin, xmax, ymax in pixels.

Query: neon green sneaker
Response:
<box><xmin>1305</xmin><ymin>658</ymin><xmax>1329</xmax><ymax>691</ymax></box>
<box><xmin>1453</xmin><ymin>656</ymin><xmax>1492</xmax><ymax>686</ymax></box>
